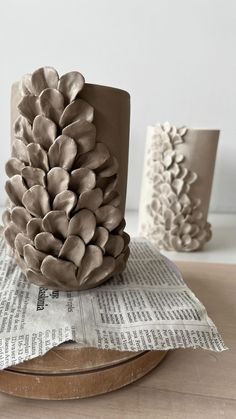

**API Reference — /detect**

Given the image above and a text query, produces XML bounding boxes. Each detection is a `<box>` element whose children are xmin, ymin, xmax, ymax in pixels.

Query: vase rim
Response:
<box><xmin>85</xmin><ymin>82</ymin><xmax>130</xmax><ymax>98</ymax></box>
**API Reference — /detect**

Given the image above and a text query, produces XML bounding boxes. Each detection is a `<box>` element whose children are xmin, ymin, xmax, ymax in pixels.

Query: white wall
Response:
<box><xmin>0</xmin><ymin>0</ymin><xmax>236</xmax><ymax>212</ymax></box>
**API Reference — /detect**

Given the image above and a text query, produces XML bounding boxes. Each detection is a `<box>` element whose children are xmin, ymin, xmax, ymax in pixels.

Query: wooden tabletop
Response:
<box><xmin>1</xmin><ymin>261</ymin><xmax>236</xmax><ymax>418</ymax></box>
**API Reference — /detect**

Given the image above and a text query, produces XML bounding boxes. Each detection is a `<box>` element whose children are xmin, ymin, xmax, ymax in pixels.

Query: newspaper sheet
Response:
<box><xmin>0</xmin><ymin>236</ymin><xmax>226</xmax><ymax>370</ymax></box>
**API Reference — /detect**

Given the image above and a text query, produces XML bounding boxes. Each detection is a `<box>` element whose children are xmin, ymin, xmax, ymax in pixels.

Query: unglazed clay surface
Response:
<box><xmin>139</xmin><ymin>122</ymin><xmax>219</xmax><ymax>252</ymax></box>
<box><xmin>3</xmin><ymin>67</ymin><xmax>130</xmax><ymax>290</ymax></box>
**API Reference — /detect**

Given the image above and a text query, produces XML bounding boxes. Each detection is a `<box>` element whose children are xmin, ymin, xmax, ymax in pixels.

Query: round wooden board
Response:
<box><xmin>0</xmin><ymin>343</ymin><xmax>168</xmax><ymax>400</ymax></box>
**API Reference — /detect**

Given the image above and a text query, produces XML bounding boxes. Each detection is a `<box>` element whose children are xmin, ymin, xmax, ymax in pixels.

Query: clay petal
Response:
<box><xmin>26</xmin><ymin>218</ymin><xmax>43</xmax><ymax>240</ymax></box>
<box><xmin>11</xmin><ymin>206</ymin><xmax>32</xmax><ymax>231</ymax></box>
<box><xmin>187</xmin><ymin>171</ymin><xmax>198</xmax><ymax>185</ymax></box>
<box><xmin>19</xmin><ymin>73</ymin><xmax>33</xmax><ymax>95</ymax></box>
<box><xmin>31</xmin><ymin>66</ymin><xmax>59</xmax><ymax>95</ymax></box>
<box><xmin>22</xmin><ymin>185</ymin><xmax>50</xmax><ymax>217</ymax></box>
<box><xmin>91</xmin><ymin>226</ymin><xmax>109</xmax><ymax>250</ymax></box>
<box><xmin>97</xmin><ymin>156</ymin><xmax>119</xmax><ymax>178</ymax></box>
<box><xmin>52</xmin><ymin>190</ymin><xmax>77</xmax><ymax>215</ymax></box>
<box><xmin>113</xmin><ymin>218</ymin><xmax>126</xmax><ymax>235</ymax></box>
<box><xmin>77</xmin><ymin>143</ymin><xmax>110</xmax><ymax>170</ymax></box>
<box><xmin>59</xmin><ymin>99</ymin><xmax>94</xmax><ymax>128</ymax></box>
<box><xmin>175</xmin><ymin>153</ymin><xmax>184</xmax><ymax>163</ymax></box>
<box><xmin>76</xmin><ymin>188</ymin><xmax>103</xmax><ymax>212</ymax></box>
<box><xmin>47</xmin><ymin>167</ymin><xmax>69</xmax><ymax>199</ymax></box>
<box><xmin>172</xmin><ymin>179</ymin><xmax>184</xmax><ymax>196</ymax></box>
<box><xmin>96</xmin><ymin>205</ymin><xmax>123</xmax><ymax>231</ymax></box>
<box><xmin>77</xmin><ymin>245</ymin><xmax>103</xmax><ymax>284</ymax></box>
<box><xmin>103</xmin><ymin>190</ymin><xmax>121</xmax><ymax>207</ymax></box>
<box><xmin>24</xmin><ymin>244</ymin><xmax>47</xmax><ymax>271</ymax></box>
<box><xmin>5</xmin><ymin>158</ymin><xmax>25</xmax><ymax>177</ymax></box>
<box><xmin>32</xmin><ymin>115</ymin><xmax>57</xmax><ymax>150</ymax></box>
<box><xmin>81</xmin><ymin>256</ymin><xmax>116</xmax><ymax>289</ymax></box>
<box><xmin>68</xmin><ymin>209</ymin><xmax>96</xmax><ymax>243</ymax></box>
<box><xmin>26</xmin><ymin>269</ymin><xmax>47</xmax><ymax>287</ymax></box>
<box><xmin>12</xmin><ymin>139</ymin><xmax>29</xmax><ymax>163</ymax></box>
<box><xmin>18</xmin><ymin>95</ymin><xmax>40</xmax><ymax>123</ymax></box>
<box><xmin>4</xmin><ymin>222</ymin><xmax>21</xmax><ymax>249</ymax></box>
<box><xmin>42</xmin><ymin>210</ymin><xmax>69</xmax><ymax>239</ymax></box>
<box><xmin>22</xmin><ymin>166</ymin><xmax>46</xmax><ymax>188</ymax></box>
<box><xmin>48</xmin><ymin>135</ymin><xmax>77</xmax><ymax>170</ymax></box>
<box><xmin>27</xmin><ymin>143</ymin><xmax>49</xmax><ymax>171</ymax></box>
<box><xmin>14</xmin><ymin>116</ymin><xmax>33</xmax><ymax>144</ymax></box>
<box><xmin>5</xmin><ymin>174</ymin><xmax>27</xmax><ymax>205</ymax></box>
<box><xmin>2</xmin><ymin>209</ymin><xmax>11</xmax><ymax>226</ymax></box>
<box><xmin>122</xmin><ymin>231</ymin><xmax>130</xmax><ymax>250</ymax></box>
<box><xmin>15</xmin><ymin>233</ymin><xmax>32</xmax><ymax>256</ymax></box>
<box><xmin>59</xmin><ymin>235</ymin><xmax>85</xmax><ymax>266</ymax></box>
<box><xmin>35</xmin><ymin>232</ymin><xmax>63</xmax><ymax>256</ymax></box>
<box><xmin>62</xmin><ymin>120</ymin><xmax>96</xmax><ymax>154</ymax></box>
<box><xmin>178</xmin><ymin>126</ymin><xmax>187</xmax><ymax>136</ymax></box>
<box><xmin>105</xmin><ymin>234</ymin><xmax>124</xmax><ymax>258</ymax></box>
<box><xmin>41</xmin><ymin>255</ymin><xmax>77</xmax><ymax>288</ymax></box>
<box><xmin>70</xmin><ymin>168</ymin><xmax>96</xmax><ymax>194</ymax></box>
<box><xmin>39</xmin><ymin>88</ymin><xmax>64</xmax><ymax>124</ymax></box>
<box><xmin>103</xmin><ymin>175</ymin><xmax>118</xmax><ymax>197</ymax></box>
<box><xmin>58</xmin><ymin>71</ymin><xmax>85</xmax><ymax>103</ymax></box>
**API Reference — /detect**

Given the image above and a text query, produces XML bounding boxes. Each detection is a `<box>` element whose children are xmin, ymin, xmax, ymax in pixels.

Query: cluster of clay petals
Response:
<box><xmin>140</xmin><ymin>122</ymin><xmax>211</xmax><ymax>252</ymax></box>
<box><xmin>3</xmin><ymin>67</ymin><xmax>129</xmax><ymax>290</ymax></box>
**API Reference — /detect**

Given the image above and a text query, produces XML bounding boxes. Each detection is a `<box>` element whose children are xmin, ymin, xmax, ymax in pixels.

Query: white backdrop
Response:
<box><xmin>0</xmin><ymin>0</ymin><xmax>236</xmax><ymax>212</ymax></box>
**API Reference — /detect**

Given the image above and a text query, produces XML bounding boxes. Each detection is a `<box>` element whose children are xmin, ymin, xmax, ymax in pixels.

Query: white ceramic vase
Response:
<box><xmin>139</xmin><ymin>122</ymin><xmax>219</xmax><ymax>252</ymax></box>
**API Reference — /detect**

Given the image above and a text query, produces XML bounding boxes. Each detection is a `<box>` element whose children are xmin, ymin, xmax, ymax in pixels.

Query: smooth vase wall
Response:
<box><xmin>139</xmin><ymin>123</ymin><xmax>219</xmax><ymax>252</ymax></box>
<box><xmin>4</xmin><ymin>67</ymin><xmax>130</xmax><ymax>290</ymax></box>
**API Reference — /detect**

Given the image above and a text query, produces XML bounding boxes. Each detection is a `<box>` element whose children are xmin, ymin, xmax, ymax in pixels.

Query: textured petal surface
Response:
<box><xmin>14</xmin><ymin>116</ymin><xmax>33</xmax><ymax>144</ymax></box>
<box><xmin>32</xmin><ymin>115</ymin><xmax>57</xmax><ymax>150</ymax></box>
<box><xmin>48</xmin><ymin>135</ymin><xmax>77</xmax><ymax>170</ymax></box>
<box><xmin>26</xmin><ymin>218</ymin><xmax>43</xmax><ymax>240</ymax></box>
<box><xmin>62</xmin><ymin>120</ymin><xmax>96</xmax><ymax>154</ymax></box>
<box><xmin>41</xmin><ymin>255</ymin><xmax>77</xmax><ymax>289</ymax></box>
<box><xmin>39</xmin><ymin>88</ymin><xmax>64</xmax><ymax>124</ymax></box>
<box><xmin>24</xmin><ymin>244</ymin><xmax>47</xmax><ymax>271</ymax></box>
<box><xmin>83</xmin><ymin>256</ymin><xmax>116</xmax><ymax>289</ymax></box>
<box><xmin>5</xmin><ymin>158</ymin><xmax>25</xmax><ymax>177</ymax></box>
<box><xmin>76</xmin><ymin>188</ymin><xmax>103</xmax><ymax>212</ymax></box>
<box><xmin>12</xmin><ymin>139</ymin><xmax>29</xmax><ymax>163</ymax></box>
<box><xmin>5</xmin><ymin>175</ymin><xmax>27</xmax><ymax>206</ymax></box>
<box><xmin>4</xmin><ymin>222</ymin><xmax>21</xmax><ymax>248</ymax></box>
<box><xmin>91</xmin><ymin>226</ymin><xmax>109</xmax><ymax>251</ymax></box>
<box><xmin>47</xmin><ymin>167</ymin><xmax>69</xmax><ymax>199</ymax></box>
<box><xmin>31</xmin><ymin>67</ymin><xmax>59</xmax><ymax>95</ymax></box>
<box><xmin>70</xmin><ymin>168</ymin><xmax>96</xmax><ymax>194</ymax></box>
<box><xmin>58</xmin><ymin>71</ymin><xmax>85</xmax><ymax>103</ymax></box>
<box><xmin>105</xmin><ymin>234</ymin><xmax>124</xmax><ymax>257</ymax></box>
<box><xmin>18</xmin><ymin>95</ymin><xmax>40</xmax><ymax>123</ymax></box>
<box><xmin>22</xmin><ymin>166</ymin><xmax>46</xmax><ymax>188</ymax></box>
<box><xmin>11</xmin><ymin>206</ymin><xmax>32</xmax><ymax>232</ymax></box>
<box><xmin>52</xmin><ymin>190</ymin><xmax>77</xmax><ymax>215</ymax></box>
<box><xmin>59</xmin><ymin>99</ymin><xmax>94</xmax><ymax>127</ymax></box>
<box><xmin>35</xmin><ymin>232</ymin><xmax>63</xmax><ymax>256</ymax></box>
<box><xmin>27</xmin><ymin>143</ymin><xmax>49</xmax><ymax>171</ymax></box>
<box><xmin>59</xmin><ymin>235</ymin><xmax>85</xmax><ymax>266</ymax></box>
<box><xmin>42</xmin><ymin>210</ymin><xmax>69</xmax><ymax>239</ymax></box>
<box><xmin>77</xmin><ymin>245</ymin><xmax>103</xmax><ymax>284</ymax></box>
<box><xmin>68</xmin><ymin>209</ymin><xmax>96</xmax><ymax>243</ymax></box>
<box><xmin>96</xmin><ymin>205</ymin><xmax>123</xmax><ymax>231</ymax></box>
<box><xmin>77</xmin><ymin>143</ymin><xmax>110</xmax><ymax>170</ymax></box>
<box><xmin>22</xmin><ymin>186</ymin><xmax>50</xmax><ymax>217</ymax></box>
<box><xmin>15</xmin><ymin>233</ymin><xmax>32</xmax><ymax>256</ymax></box>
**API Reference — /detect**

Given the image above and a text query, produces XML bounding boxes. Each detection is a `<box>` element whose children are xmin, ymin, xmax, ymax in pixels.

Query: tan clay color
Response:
<box><xmin>3</xmin><ymin>67</ymin><xmax>130</xmax><ymax>290</ymax></box>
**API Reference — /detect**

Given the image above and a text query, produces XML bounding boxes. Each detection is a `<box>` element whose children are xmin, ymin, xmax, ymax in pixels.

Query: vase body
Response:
<box><xmin>4</xmin><ymin>68</ymin><xmax>130</xmax><ymax>290</ymax></box>
<box><xmin>139</xmin><ymin>123</ymin><xmax>219</xmax><ymax>252</ymax></box>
